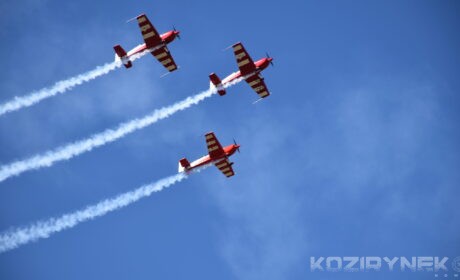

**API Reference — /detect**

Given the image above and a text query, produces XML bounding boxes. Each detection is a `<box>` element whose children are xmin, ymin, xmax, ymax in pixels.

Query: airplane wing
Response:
<box><xmin>214</xmin><ymin>158</ymin><xmax>235</xmax><ymax>177</ymax></box>
<box><xmin>136</xmin><ymin>14</ymin><xmax>162</xmax><ymax>48</ymax></box>
<box><xmin>232</xmin><ymin>42</ymin><xmax>256</xmax><ymax>75</ymax></box>
<box><xmin>205</xmin><ymin>132</ymin><xmax>224</xmax><ymax>158</ymax></box>
<box><xmin>205</xmin><ymin>132</ymin><xmax>235</xmax><ymax>177</ymax></box>
<box><xmin>151</xmin><ymin>46</ymin><xmax>178</xmax><ymax>72</ymax></box>
<box><xmin>245</xmin><ymin>74</ymin><xmax>270</xmax><ymax>98</ymax></box>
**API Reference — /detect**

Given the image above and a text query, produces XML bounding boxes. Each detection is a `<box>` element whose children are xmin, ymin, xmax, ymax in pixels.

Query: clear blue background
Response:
<box><xmin>0</xmin><ymin>1</ymin><xmax>459</xmax><ymax>279</ymax></box>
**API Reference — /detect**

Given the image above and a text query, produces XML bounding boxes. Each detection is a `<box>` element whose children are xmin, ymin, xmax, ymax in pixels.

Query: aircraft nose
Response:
<box><xmin>174</xmin><ymin>30</ymin><xmax>181</xmax><ymax>39</ymax></box>
<box><xmin>267</xmin><ymin>57</ymin><xmax>274</xmax><ymax>67</ymax></box>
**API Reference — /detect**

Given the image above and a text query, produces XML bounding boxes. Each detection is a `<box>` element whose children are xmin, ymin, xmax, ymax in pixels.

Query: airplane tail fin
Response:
<box><xmin>209</xmin><ymin>73</ymin><xmax>226</xmax><ymax>96</ymax></box>
<box><xmin>113</xmin><ymin>45</ymin><xmax>133</xmax><ymax>68</ymax></box>
<box><xmin>178</xmin><ymin>158</ymin><xmax>191</xmax><ymax>173</ymax></box>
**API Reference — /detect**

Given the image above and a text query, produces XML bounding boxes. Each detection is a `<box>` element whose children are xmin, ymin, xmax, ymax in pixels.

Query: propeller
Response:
<box><xmin>173</xmin><ymin>26</ymin><xmax>181</xmax><ymax>39</ymax></box>
<box><xmin>266</xmin><ymin>52</ymin><xmax>274</xmax><ymax>67</ymax></box>
<box><xmin>233</xmin><ymin>138</ymin><xmax>241</xmax><ymax>153</ymax></box>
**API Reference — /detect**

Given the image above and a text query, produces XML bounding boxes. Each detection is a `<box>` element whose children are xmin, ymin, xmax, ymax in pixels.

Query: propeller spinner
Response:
<box><xmin>233</xmin><ymin>138</ymin><xmax>241</xmax><ymax>153</ymax></box>
<box><xmin>173</xmin><ymin>26</ymin><xmax>181</xmax><ymax>39</ymax></box>
<box><xmin>266</xmin><ymin>52</ymin><xmax>274</xmax><ymax>67</ymax></box>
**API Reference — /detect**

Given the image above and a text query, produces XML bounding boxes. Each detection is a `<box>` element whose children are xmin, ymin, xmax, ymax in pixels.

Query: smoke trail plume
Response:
<box><xmin>0</xmin><ymin>50</ymin><xmax>149</xmax><ymax>116</ymax></box>
<box><xmin>0</xmin><ymin>170</ymin><xmax>199</xmax><ymax>253</ymax></box>
<box><xmin>0</xmin><ymin>78</ymin><xmax>242</xmax><ymax>183</ymax></box>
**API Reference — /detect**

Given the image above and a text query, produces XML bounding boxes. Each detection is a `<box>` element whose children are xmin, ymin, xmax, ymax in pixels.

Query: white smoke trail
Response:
<box><xmin>0</xmin><ymin>50</ymin><xmax>150</xmax><ymax>116</ymax></box>
<box><xmin>0</xmin><ymin>168</ymin><xmax>208</xmax><ymax>253</ymax></box>
<box><xmin>0</xmin><ymin>61</ymin><xmax>121</xmax><ymax>116</ymax></box>
<box><xmin>0</xmin><ymin>78</ymin><xmax>242</xmax><ymax>183</ymax></box>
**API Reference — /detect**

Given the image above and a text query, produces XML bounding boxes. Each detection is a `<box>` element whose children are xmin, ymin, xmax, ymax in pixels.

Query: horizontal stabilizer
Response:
<box><xmin>178</xmin><ymin>158</ymin><xmax>191</xmax><ymax>172</ymax></box>
<box><xmin>113</xmin><ymin>45</ymin><xmax>132</xmax><ymax>68</ymax></box>
<box><xmin>209</xmin><ymin>73</ymin><xmax>226</xmax><ymax>96</ymax></box>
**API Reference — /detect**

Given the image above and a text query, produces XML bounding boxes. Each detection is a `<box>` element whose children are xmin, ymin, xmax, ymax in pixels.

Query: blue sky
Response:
<box><xmin>0</xmin><ymin>0</ymin><xmax>459</xmax><ymax>279</ymax></box>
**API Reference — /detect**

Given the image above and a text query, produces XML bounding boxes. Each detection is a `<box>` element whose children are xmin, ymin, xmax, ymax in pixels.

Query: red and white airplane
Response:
<box><xmin>209</xmin><ymin>42</ymin><xmax>274</xmax><ymax>101</ymax></box>
<box><xmin>114</xmin><ymin>14</ymin><xmax>180</xmax><ymax>72</ymax></box>
<box><xmin>179</xmin><ymin>132</ymin><xmax>240</xmax><ymax>178</ymax></box>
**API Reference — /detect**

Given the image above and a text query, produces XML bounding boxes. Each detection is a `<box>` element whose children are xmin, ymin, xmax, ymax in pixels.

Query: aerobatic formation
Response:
<box><xmin>0</xmin><ymin>12</ymin><xmax>273</xmax><ymax>253</ymax></box>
